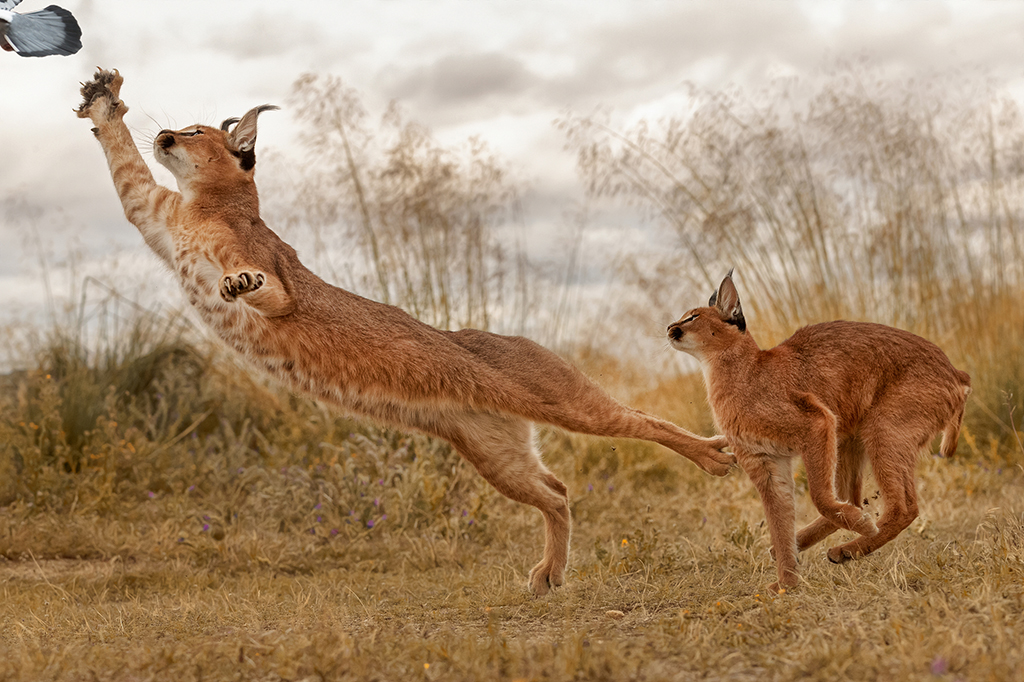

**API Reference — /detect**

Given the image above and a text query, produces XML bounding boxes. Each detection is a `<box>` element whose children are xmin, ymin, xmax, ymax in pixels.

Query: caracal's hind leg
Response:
<box><xmin>828</xmin><ymin>421</ymin><xmax>923</xmax><ymax>563</ymax></box>
<box><xmin>737</xmin><ymin>449</ymin><xmax>799</xmax><ymax>592</ymax></box>
<box><xmin>539</xmin><ymin>398</ymin><xmax>733</xmax><ymax>476</ymax></box>
<box><xmin>797</xmin><ymin>435</ymin><xmax>867</xmax><ymax>551</ymax></box>
<box><xmin>794</xmin><ymin>393</ymin><xmax>878</xmax><ymax>540</ymax></box>
<box><xmin>429</xmin><ymin>410</ymin><xmax>570</xmax><ymax>596</ymax></box>
<box><xmin>446</xmin><ymin>329</ymin><xmax>734</xmax><ymax>475</ymax></box>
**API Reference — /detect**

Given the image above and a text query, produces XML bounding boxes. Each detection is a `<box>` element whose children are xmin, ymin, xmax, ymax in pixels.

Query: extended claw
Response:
<box><xmin>220</xmin><ymin>271</ymin><xmax>265</xmax><ymax>301</ymax></box>
<box><xmin>76</xmin><ymin>68</ymin><xmax>125</xmax><ymax>120</ymax></box>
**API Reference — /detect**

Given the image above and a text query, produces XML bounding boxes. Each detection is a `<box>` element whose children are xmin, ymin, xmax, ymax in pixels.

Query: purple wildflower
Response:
<box><xmin>147</xmin><ymin>491</ymin><xmax>155</xmax><ymax>499</ymax></box>
<box><xmin>202</xmin><ymin>524</ymin><xmax>210</xmax><ymax>532</ymax></box>
<box><xmin>316</xmin><ymin>515</ymin><xmax>322</xmax><ymax>523</ymax></box>
<box><xmin>587</xmin><ymin>483</ymin><xmax>594</xmax><ymax>492</ymax></box>
<box><xmin>367</xmin><ymin>520</ymin><xmax>375</xmax><ymax>529</ymax></box>
<box><xmin>930</xmin><ymin>657</ymin><xmax>948</xmax><ymax>675</ymax></box>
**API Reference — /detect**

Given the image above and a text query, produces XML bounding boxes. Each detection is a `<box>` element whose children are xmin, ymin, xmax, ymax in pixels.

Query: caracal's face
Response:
<box><xmin>667</xmin><ymin>305</ymin><xmax>730</xmax><ymax>360</ymax></box>
<box><xmin>153</xmin><ymin>124</ymin><xmax>238</xmax><ymax>189</ymax></box>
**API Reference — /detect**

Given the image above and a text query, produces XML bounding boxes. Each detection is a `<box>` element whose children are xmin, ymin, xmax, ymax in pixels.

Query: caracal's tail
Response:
<box><xmin>940</xmin><ymin>370</ymin><xmax>972</xmax><ymax>458</ymax></box>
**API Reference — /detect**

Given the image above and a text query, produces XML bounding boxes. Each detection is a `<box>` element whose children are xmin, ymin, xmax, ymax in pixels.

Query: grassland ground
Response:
<box><xmin>3</xmin><ymin>65</ymin><xmax>1023</xmax><ymax>681</ymax></box>
<box><xmin>1</xmin><ymin>420</ymin><xmax>1021</xmax><ymax>681</ymax></box>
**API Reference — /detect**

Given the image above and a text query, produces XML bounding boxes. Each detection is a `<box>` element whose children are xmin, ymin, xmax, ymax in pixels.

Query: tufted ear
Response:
<box><xmin>712</xmin><ymin>268</ymin><xmax>746</xmax><ymax>332</ymax></box>
<box><xmin>223</xmin><ymin>104</ymin><xmax>279</xmax><ymax>171</ymax></box>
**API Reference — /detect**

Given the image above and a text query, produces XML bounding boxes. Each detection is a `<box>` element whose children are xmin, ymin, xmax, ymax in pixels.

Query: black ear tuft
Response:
<box><xmin>220</xmin><ymin>117</ymin><xmax>240</xmax><ymax>132</ymax></box>
<box><xmin>231</xmin><ymin>147</ymin><xmax>257</xmax><ymax>172</ymax></box>
<box><xmin>708</xmin><ymin>289</ymin><xmax>718</xmax><ymax>306</ymax></box>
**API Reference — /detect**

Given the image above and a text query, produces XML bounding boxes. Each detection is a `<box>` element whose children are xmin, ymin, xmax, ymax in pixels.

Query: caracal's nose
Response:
<box><xmin>156</xmin><ymin>130</ymin><xmax>175</xmax><ymax>149</ymax></box>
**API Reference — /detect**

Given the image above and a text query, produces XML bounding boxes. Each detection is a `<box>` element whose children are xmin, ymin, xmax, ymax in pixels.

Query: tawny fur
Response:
<box><xmin>668</xmin><ymin>271</ymin><xmax>971</xmax><ymax>593</ymax></box>
<box><xmin>76</xmin><ymin>68</ymin><xmax>734</xmax><ymax>596</ymax></box>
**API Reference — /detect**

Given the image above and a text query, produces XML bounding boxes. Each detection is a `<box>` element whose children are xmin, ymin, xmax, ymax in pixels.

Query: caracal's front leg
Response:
<box><xmin>737</xmin><ymin>448</ymin><xmax>799</xmax><ymax>593</ymax></box>
<box><xmin>220</xmin><ymin>268</ymin><xmax>294</xmax><ymax>318</ymax></box>
<box><xmin>76</xmin><ymin>68</ymin><xmax>178</xmax><ymax>265</ymax></box>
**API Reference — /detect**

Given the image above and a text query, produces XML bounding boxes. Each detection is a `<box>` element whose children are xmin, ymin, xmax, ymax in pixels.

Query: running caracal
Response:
<box><xmin>76</xmin><ymin>68</ymin><xmax>734</xmax><ymax>595</ymax></box>
<box><xmin>668</xmin><ymin>271</ymin><xmax>970</xmax><ymax>593</ymax></box>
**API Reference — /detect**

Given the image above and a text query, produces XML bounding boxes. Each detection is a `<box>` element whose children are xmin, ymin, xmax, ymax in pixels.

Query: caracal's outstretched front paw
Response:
<box><xmin>76</xmin><ymin>68</ymin><xmax>127</xmax><ymax>125</ymax></box>
<box><xmin>220</xmin><ymin>271</ymin><xmax>265</xmax><ymax>301</ymax></box>
<box><xmin>528</xmin><ymin>559</ymin><xmax>564</xmax><ymax>597</ymax></box>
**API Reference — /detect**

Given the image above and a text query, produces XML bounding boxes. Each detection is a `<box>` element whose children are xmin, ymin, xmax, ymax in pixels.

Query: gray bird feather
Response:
<box><xmin>0</xmin><ymin>2</ymin><xmax>81</xmax><ymax>57</ymax></box>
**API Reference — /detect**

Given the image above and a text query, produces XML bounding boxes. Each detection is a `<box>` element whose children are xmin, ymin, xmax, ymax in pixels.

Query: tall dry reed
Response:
<box><xmin>561</xmin><ymin>68</ymin><xmax>1024</xmax><ymax>455</ymax></box>
<box><xmin>271</xmin><ymin>74</ymin><xmax>530</xmax><ymax>334</ymax></box>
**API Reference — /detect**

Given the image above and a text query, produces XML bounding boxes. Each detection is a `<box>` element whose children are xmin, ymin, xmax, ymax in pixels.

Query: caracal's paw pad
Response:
<box><xmin>528</xmin><ymin>561</ymin><xmax>564</xmax><ymax>597</ymax></box>
<box><xmin>220</xmin><ymin>271</ymin><xmax>265</xmax><ymax>301</ymax></box>
<box><xmin>76</xmin><ymin>68</ymin><xmax>126</xmax><ymax>123</ymax></box>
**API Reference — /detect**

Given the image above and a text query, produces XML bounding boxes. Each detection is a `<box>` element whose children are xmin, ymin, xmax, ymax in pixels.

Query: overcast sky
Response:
<box><xmin>2</xmin><ymin>0</ymin><xmax>1024</xmax><ymax>343</ymax></box>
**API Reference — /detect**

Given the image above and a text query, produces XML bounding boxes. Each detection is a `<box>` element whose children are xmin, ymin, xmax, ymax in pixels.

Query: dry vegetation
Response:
<box><xmin>1</xmin><ymin>69</ymin><xmax>1023</xmax><ymax>681</ymax></box>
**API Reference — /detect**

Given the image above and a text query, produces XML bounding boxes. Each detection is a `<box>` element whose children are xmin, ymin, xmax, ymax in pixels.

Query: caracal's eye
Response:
<box><xmin>181</xmin><ymin>128</ymin><xmax>203</xmax><ymax>137</ymax></box>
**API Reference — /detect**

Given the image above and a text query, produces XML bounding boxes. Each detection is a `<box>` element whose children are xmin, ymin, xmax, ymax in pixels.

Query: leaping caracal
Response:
<box><xmin>76</xmin><ymin>68</ymin><xmax>733</xmax><ymax>595</ymax></box>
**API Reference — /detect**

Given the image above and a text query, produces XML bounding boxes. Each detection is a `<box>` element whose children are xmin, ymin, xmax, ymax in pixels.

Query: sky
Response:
<box><xmin>2</xmin><ymin>0</ymin><xmax>1024</xmax><ymax>348</ymax></box>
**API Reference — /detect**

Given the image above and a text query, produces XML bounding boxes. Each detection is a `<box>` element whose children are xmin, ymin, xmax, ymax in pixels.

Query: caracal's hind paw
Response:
<box><xmin>220</xmin><ymin>271</ymin><xmax>265</xmax><ymax>301</ymax></box>
<box><xmin>528</xmin><ymin>560</ymin><xmax>564</xmax><ymax>597</ymax></box>
<box><xmin>76</xmin><ymin>68</ymin><xmax>126</xmax><ymax>122</ymax></box>
<box><xmin>698</xmin><ymin>437</ymin><xmax>737</xmax><ymax>477</ymax></box>
<box><xmin>827</xmin><ymin>542</ymin><xmax>866</xmax><ymax>564</ymax></box>
<box><xmin>708</xmin><ymin>435</ymin><xmax>730</xmax><ymax>451</ymax></box>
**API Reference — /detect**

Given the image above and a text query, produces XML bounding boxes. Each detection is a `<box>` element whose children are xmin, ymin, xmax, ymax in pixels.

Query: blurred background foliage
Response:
<box><xmin>1</xmin><ymin>65</ymin><xmax>1021</xmax><ymax>539</ymax></box>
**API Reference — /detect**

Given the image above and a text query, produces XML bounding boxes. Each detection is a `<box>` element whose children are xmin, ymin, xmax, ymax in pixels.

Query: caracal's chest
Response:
<box><xmin>170</xmin><ymin>231</ymin><xmax>268</xmax><ymax>344</ymax></box>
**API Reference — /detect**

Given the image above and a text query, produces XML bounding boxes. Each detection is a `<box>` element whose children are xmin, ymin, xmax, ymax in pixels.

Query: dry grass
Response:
<box><xmin>561</xmin><ymin>67</ymin><xmax>1024</xmax><ymax>448</ymax></box>
<box><xmin>3</xmin><ymin>66</ymin><xmax>1022</xmax><ymax>681</ymax></box>
<box><xmin>0</xmin><ymin>448</ymin><xmax>1021</xmax><ymax>681</ymax></box>
<box><xmin>1</xmin><ymin>339</ymin><xmax>1022</xmax><ymax>681</ymax></box>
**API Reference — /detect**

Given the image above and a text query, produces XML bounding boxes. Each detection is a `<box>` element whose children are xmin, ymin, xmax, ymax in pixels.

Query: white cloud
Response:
<box><xmin>3</xmin><ymin>0</ymin><xmax>1024</xmax><ymax>341</ymax></box>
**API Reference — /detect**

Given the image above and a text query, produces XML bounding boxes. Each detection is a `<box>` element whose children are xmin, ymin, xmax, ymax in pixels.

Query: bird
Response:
<box><xmin>0</xmin><ymin>0</ymin><xmax>81</xmax><ymax>57</ymax></box>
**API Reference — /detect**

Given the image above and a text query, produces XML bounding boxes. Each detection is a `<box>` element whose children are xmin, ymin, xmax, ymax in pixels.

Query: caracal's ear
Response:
<box><xmin>222</xmin><ymin>104</ymin><xmax>279</xmax><ymax>171</ymax></box>
<box><xmin>713</xmin><ymin>268</ymin><xmax>746</xmax><ymax>332</ymax></box>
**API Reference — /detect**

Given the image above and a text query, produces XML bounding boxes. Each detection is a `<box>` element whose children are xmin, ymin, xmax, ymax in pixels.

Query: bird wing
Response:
<box><xmin>6</xmin><ymin>5</ymin><xmax>82</xmax><ymax>56</ymax></box>
<box><xmin>0</xmin><ymin>1</ymin><xmax>24</xmax><ymax>12</ymax></box>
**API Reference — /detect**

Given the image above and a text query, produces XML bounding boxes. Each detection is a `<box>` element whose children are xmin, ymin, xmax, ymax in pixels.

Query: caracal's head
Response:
<box><xmin>667</xmin><ymin>269</ymin><xmax>747</xmax><ymax>361</ymax></box>
<box><xmin>153</xmin><ymin>104</ymin><xmax>278</xmax><ymax>192</ymax></box>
